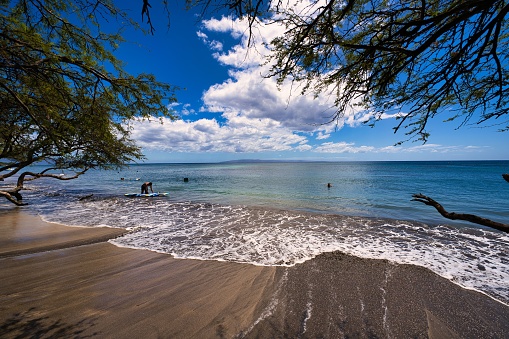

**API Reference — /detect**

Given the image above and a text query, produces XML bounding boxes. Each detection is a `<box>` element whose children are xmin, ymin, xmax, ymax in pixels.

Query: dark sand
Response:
<box><xmin>1</xmin><ymin>209</ymin><xmax>508</xmax><ymax>338</ymax></box>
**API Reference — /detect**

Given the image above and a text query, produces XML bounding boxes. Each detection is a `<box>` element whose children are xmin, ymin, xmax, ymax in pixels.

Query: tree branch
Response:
<box><xmin>142</xmin><ymin>0</ymin><xmax>155</xmax><ymax>34</ymax></box>
<box><xmin>0</xmin><ymin>191</ymin><xmax>27</xmax><ymax>206</ymax></box>
<box><xmin>412</xmin><ymin>193</ymin><xmax>509</xmax><ymax>233</ymax></box>
<box><xmin>18</xmin><ymin>169</ymin><xmax>89</xmax><ymax>187</ymax></box>
<box><xmin>503</xmin><ymin>174</ymin><xmax>509</xmax><ymax>183</ymax></box>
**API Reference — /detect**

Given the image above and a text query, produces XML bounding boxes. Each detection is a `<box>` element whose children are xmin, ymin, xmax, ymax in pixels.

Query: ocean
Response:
<box><xmin>2</xmin><ymin>161</ymin><xmax>509</xmax><ymax>304</ymax></box>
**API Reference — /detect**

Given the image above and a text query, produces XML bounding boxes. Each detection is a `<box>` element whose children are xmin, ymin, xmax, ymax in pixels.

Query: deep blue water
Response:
<box><xmin>1</xmin><ymin>161</ymin><xmax>509</xmax><ymax>304</ymax></box>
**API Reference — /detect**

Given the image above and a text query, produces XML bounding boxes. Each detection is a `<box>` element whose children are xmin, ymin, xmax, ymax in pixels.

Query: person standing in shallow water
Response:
<box><xmin>141</xmin><ymin>182</ymin><xmax>153</xmax><ymax>194</ymax></box>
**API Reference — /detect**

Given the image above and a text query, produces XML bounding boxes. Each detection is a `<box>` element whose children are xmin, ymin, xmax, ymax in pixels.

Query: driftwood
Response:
<box><xmin>412</xmin><ymin>193</ymin><xmax>509</xmax><ymax>233</ymax></box>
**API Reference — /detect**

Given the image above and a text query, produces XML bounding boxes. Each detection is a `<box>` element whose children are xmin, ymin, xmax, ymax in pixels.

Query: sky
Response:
<box><xmin>112</xmin><ymin>1</ymin><xmax>508</xmax><ymax>163</ymax></box>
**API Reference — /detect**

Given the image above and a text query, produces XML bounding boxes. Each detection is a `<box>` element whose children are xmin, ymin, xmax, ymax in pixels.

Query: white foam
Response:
<box><xmin>37</xmin><ymin>198</ymin><xmax>509</xmax><ymax>305</ymax></box>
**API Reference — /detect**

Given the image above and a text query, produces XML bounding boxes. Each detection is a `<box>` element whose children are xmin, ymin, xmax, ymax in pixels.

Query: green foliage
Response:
<box><xmin>266</xmin><ymin>0</ymin><xmax>509</xmax><ymax>143</ymax></box>
<box><xmin>0</xmin><ymin>0</ymin><xmax>177</xmax><ymax>198</ymax></box>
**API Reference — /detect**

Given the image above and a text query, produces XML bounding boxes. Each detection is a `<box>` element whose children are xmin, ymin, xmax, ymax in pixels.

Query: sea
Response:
<box><xmin>2</xmin><ymin>161</ymin><xmax>509</xmax><ymax>305</ymax></box>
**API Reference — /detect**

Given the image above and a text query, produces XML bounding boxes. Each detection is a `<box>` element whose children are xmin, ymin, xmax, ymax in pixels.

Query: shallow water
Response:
<box><xmin>2</xmin><ymin>161</ymin><xmax>508</xmax><ymax>304</ymax></box>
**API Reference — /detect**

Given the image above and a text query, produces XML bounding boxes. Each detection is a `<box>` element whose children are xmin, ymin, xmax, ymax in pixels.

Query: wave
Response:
<box><xmin>32</xmin><ymin>193</ymin><xmax>509</xmax><ymax>305</ymax></box>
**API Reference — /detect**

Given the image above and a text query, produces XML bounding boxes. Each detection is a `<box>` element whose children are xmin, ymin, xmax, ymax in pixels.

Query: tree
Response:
<box><xmin>184</xmin><ymin>0</ymin><xmax>509</xmax><ymax>142</ymax></box>
<box><xmin>0</xmin><ymin>0</ymin><xmax>177</xmax><ymax>205</ymax></box>
<box><xmin>272</xmin><ymin>0</ymin><xmax>509</xmax><ymax>142</ymax></box>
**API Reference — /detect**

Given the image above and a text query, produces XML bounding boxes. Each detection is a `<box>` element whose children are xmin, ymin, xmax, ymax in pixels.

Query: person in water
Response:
<box><xmin>141</xmin><ymin>182</ymin><xmax>153</xmax><ymax>194</ymax></box>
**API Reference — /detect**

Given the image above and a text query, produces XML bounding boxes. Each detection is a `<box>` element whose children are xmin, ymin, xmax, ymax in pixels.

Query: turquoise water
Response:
<box><xmin>2</xmin><ymin>161</ymin><xmax>509</xmax><ymax>304</ymax></box>
<box><xmin>53</xmin><ymin>160</ymin><xmax>508</xmax><ymax>227</ymax></box>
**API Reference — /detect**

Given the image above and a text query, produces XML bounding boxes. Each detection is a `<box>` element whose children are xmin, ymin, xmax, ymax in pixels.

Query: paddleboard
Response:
<box><xmin>124</xmin><ymin>192</ymin><xmax>169</xmax><ymax>197</ymax></box>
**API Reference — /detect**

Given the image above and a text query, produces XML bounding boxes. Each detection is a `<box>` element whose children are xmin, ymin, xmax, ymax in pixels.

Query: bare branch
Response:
<box><xmin>142</xmin><ymin>0</ymin><xmax>155</xmax><ymax>34</ymax></box>
<box><xmin>18</xmin><ymin>169</ymin><xmax>89</xmax><ymax>187</ymax></box>
<box><xmin>412</xmin><ymin>193</ymin><xmax>509</xmax><ymax>233</ymax></box>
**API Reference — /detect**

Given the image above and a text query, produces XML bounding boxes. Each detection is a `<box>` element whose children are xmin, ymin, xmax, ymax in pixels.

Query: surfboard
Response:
<box><xmin>124</xmin><ymin>192</ymin><xmax>169</xmax><ymax>197</ymax></box>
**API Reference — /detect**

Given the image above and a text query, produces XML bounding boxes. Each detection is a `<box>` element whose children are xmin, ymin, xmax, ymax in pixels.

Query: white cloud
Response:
<box><xmin>143</xmin><ymin>8</ymin><xmax>374</xmax><ymax>157</ymax></box>
<box><xmin>196</xmin><ymin>30</ymin><xmax>208</xmax><ymax>41</ymax></box>
<box><xmin>315</xmin><ymin>142</ymin><xmax>375</xmax><ymax>154</ymax></box>
<box><xmin>199</xmin><ymin>15</ymin><xmax>353</xmax><ymax>134</ymax></box>
<box><xmin>403</xmin><ymin>144</ymin><xmax>458</xmax><ymax>153</ymax></box>
<box><xmin>130</xmin><ymin>115</ymin><xmax>486</xmax><ymax>159</ymax></box>
<box><xmin>201</xmin><ymin>16</ymin><xmax>242</xmax><ymax>37</ymax></box>
<box><xmin>197</xmin><ymin>30</ymin><xmax>224</xmax><ymax>52</ymax></box>
<box><xmin>379</xmin><ymin>143</ymin><xmax>471</xmax><ymax>155</ymax></box>
<box><xmin>209</xmin><ymin>40</ymin><xmax>223</xmax><ymax>51</ymax></box>
<box><xmin>316</xmin><ymin>131</ymin><xmax>331</xmax><ymax>140</ymax></box>
<box><xmin>131</xmin><ymin>116</ymin><xmax>308</xmax><ymax>153</ymax></box>
<box><xmin>181</xmin><ymin>103</ymin><xmax>195</xmax><ymax>116</ymax></box>
<box><xmin>131</xmin><ymin>3</ymin><xmax>490</xmax><ymax>161</ymax></box>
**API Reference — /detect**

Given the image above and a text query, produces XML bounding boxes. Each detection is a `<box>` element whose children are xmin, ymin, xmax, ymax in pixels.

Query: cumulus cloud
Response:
<box><xmin>131</xmin><ymin>116</ymin><xmax>484</xmax><ymax>158</ymax></box>
<box><xmin>199</xmin><ymin>16</ymin><xmax>350</xmax><ymax>134</ymax></box>
<box><xmin>130</xmin><ymin>3</ymin><xmax>483</xmax><ymax>159</ymax></box>
<box><xmin>131</xmin><ymin>116</ymin><xmax>307</xmax><ymax>153</ymax></box>
<box><xmin>136</xmin><ymin>11</ymin><xmax>355</xmax><ymax>156</ymax></box>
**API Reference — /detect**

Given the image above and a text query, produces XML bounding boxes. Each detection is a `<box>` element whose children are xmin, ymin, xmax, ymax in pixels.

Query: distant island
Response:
<box><xmin>220</xmin><ymin>159</ymin><xmax>330</xmax><ymax>163</ymax></box>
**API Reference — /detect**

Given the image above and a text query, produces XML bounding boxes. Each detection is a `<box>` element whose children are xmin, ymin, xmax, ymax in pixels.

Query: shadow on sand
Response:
<box><xmin>0</xmin><ymin>308</ymin><xmax>98</xmax><ymax>338</ymax></box>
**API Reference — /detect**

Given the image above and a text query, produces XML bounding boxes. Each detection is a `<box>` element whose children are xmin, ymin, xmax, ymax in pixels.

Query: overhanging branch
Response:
<box><xmin>18</xmin><ymin>169</ymin><xmax>89</xmax><ymax>187</ymax></box>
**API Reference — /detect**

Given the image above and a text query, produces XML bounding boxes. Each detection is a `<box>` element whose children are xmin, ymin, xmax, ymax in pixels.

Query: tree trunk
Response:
<box><xmin>503</xmin><ymin>174</ymin><xmax>509</xmax><ymax>183</ymax></box>
<box><xmin>0</xmin><ymin>190</ymin><xmax>27</xmax><ymax>206</ymax></box>
<box><xmin>412</xmin><ymin>193</ymin><xmax>509</xmax><ymax>233</ymax></box>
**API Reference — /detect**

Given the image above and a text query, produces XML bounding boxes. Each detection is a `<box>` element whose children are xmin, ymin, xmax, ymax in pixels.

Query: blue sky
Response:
<box><xmin>113</xmin><ymin>1</ymin><xmax>507</xmax><ymax>163</ymax></box>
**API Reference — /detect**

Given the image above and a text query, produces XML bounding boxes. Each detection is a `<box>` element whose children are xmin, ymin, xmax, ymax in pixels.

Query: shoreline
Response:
<box><xmin>1</xmin><ymin>209</ymin><xmax>508</xmax><ymax>338</ymax></box>
<box><xmin>0</xmin><ymin>209</ymin><xmax>127</xmax><ymax>258</ymax></box>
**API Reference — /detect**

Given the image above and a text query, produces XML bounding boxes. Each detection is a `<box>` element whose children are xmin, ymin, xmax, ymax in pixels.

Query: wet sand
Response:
<box><xmin>1</xmin><ymin>209</ymin><xmax>508</xmax><ymax>338</ymax></box>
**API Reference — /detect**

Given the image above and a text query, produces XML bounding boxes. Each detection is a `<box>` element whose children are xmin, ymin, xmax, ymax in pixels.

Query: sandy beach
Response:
<box><xmin>1</xmin><ymin>209</ymin><xmax>508</xmax><ymax>338</ymax></box>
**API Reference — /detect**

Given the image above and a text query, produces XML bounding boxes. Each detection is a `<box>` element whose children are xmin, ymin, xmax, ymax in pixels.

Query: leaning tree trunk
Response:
<box><xmin>503</xmin><ymin>174</ymin><xmax>509</xmax><ymax>183</ymax></box>
<box><xmin>412</xmin><ymin>193</ymin><xmax>509</xmax><ymax>233</ymax></box>
<box><xmin>0</xmin><ymin>189</ymin><xmax>26</xmax><ymax>206</ymax></box>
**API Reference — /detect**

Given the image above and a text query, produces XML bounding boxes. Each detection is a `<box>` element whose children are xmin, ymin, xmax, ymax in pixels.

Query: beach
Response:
<box><xmin>0</xmin><ymin>209</ymin><xmax>509</xmax><ymax>338</ymax></box>
<box><xmin>1</xmin><ymin>209</ymin><xmax>508</xmax><ymax>338</ymax></box>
